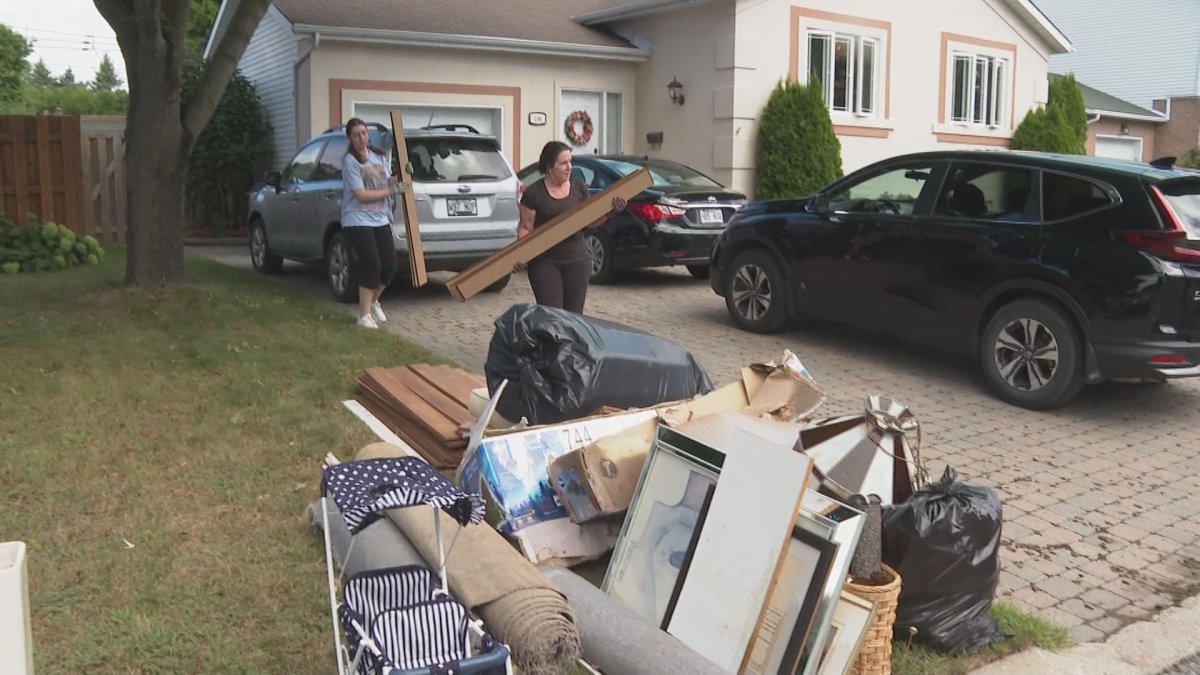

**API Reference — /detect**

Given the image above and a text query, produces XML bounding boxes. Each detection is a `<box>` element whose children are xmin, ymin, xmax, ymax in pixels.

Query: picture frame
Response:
<box><xmin>794</xmin><ymin>491</ymin><xmax>866</xmax><ymax>675</ymax></box>
<box><xmin>816</xmin><ymin>591</ymin><xmax>876</xmax><ymax>675</ymax></box>
<box><xmin>601</xmin><ymin>425</ymin><xmax>722</xmax><ymax>626</ymax></box>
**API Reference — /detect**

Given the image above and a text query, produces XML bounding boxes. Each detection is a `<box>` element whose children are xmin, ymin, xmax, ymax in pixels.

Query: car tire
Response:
<box><xmin>585</xmin><ymin>231</ymin><xmax>617</xmax><ymax>284</ymax></box>
<box><xmin>686</xmin><ymin>264</ymin><xmax>710</xmax><ymax>280</ymax></box>
<box><xmin>249</xmin><ymin>217</ymin><xmax>282</xmax><ymax>274</ymax></box>
<box><xmin>724</xmin><ymin>248</ymin><xmax>789</xmax><ymax>334</ymax></box>
<box><xmin>979</xmin><ymin>299</ymin><xmax>1085</xmax><ymax>409</ymax></box>
<box><xmin>326</xmin><ymin>231</ymin><xmax>358</xmax><ymax>303</ymax></box>
<box><xmin>485</xmin><ymin>273</ymin><xmax>511</xmax><ymax>293</ymax></box>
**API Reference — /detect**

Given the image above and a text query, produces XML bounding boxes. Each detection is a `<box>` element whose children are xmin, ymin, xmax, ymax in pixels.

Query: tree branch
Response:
<box><xmin>182</xmin><ymin>0</ymin><xmax>272</xmax><ymax>143</ymax></box>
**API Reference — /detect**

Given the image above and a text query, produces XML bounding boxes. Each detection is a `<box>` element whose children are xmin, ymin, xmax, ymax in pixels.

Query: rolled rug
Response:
<box><xmin>306</xmin><ymin>499</ymin><xmax>427</xmax><ymax>578</ymax></box>
<box><xmin>538</xmin><ymin>565</ymin><xmax>726</xmax><ymax>675</ymax></box>
<box><xmin>356</xmin><ymin>442</ymin><xmax>580</xmax><ymax>675</ymax></box>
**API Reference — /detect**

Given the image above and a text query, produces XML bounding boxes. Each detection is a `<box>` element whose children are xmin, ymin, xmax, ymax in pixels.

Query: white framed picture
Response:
<box><xmin>816</xmin><ymin>590</ymin><xmax>876</xmax><ymax>675</ymax></box>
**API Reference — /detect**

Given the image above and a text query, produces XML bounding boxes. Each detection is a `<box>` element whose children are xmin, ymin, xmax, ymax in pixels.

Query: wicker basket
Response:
<box><xmin>845</xmin><ymin>563</ymin><xmax>902</xmax><ymax>675</ymax></box>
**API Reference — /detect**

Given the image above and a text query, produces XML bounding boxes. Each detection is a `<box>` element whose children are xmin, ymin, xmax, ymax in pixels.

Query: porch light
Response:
<box><xmin>668</xmin><ymin>77</ymin><xmax>685</xmax><ymax>106</ymax></box>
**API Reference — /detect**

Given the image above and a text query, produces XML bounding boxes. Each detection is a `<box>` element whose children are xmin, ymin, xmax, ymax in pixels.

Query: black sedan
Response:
<box><xmin>518</xmin><ymin>155</ymin><xmax>746</xmax><ymax>283</ymax></box>
<box><xmin>710</xmin><ymin>150</ymin><xmax>1200</xmax><ymax>409</ymax></box>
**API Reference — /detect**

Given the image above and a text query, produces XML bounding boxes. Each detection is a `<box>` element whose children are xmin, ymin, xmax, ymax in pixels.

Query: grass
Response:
<box><xmin>891</xmin><ymin>601</ymin><xmax>1074</xmax><ymax>674</ymax></box>
<box><xmin>0</xmin><ymin>250</ymin><xmax>1073</xmax><ymax>673</ymax></box>
<box><xmin>0</xmin><ymin>250</ymin><xmax>435</xmax><ymax>673</ymax></box>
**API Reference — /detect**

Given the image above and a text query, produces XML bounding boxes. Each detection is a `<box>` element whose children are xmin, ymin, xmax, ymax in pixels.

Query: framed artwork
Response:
<box><xmin>602</xmin><ymin>425</ymin><xmax>722</xmax><ymax>626</ymax></box>
<box><xmin>794</xmin><ymin>492</ymin><xmax>866</xmax><ymax>675</ymax></box>
<box><xmin>744</xmin><ymin>524</ymin><xmax>837</xmax><ymax>675</ymax></box>
<box><xmin>816</xmin><ymin>591</ymin><xmax>876</xmax><ymax>675</ymax></box>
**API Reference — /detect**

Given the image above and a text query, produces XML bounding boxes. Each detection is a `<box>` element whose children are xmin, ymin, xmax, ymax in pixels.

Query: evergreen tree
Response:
<box><xmin>58</xmin><ymin>67</ymin><xmax>76</xmax><ymax>87</ymax></box>
<box><xmin>28</xmin><ymin>58</ymin><xmax>54</xmax><ymax>87</ymax></box>
<box><xmin>1049</xmin><ymin>73</ymin><xmax>1087</xmax><ymax>154</ymax></box>
<box><xmin>755</xmin><ymin>79</ymin><xmax>842</xmax><ymax>199</ymax></box>
<box><xmin>1011</xmin><ymin>73</ymin><xmax>1087</xmax><ymax>155</ymax></box>
<box><xmin>0</xmin><ymin>24</ymin><xmax>32</xmax><ymax>105</ymax></box>
<box><xmin>186</xmin><ymin>0</ymin><xmax>221</xmax><ymax>58</ymax></box>
<box><xmin>91</xmin><ymin>54</ymin><xmax>124</xmax><ymax>91</ymax></box>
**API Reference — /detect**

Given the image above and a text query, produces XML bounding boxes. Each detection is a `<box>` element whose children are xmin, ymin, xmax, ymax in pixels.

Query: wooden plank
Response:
<box><xmin>360</xmin><ymin>367</ymin><xmax>461</xmax><ymax>443</ymax></box>
<box><xmin>410</xmin><ymin>363</ymin><xmax>485</xmax><ymax>405</ymax></box>
<box><xmin>61</xmin><ymin>116</ymin><xmax>84</xmax><ymax>233</ymax></box>
<box><xmin>446</xmin><ymin>168</ymin><xmax>653</xmax><ymax>301</ymax></box>
<box><xmin>389</xmin><ymin>367</ymin><xmax>473</xmax><ymax>426</ymax></box>
<box><xmin>355</xmin><ymin>395</ymin><xmax>461</xmax><ymax>469</ymax></box>
<box><xmin>35</xmin><ymin>116</ymin><xmax>54</xmax><ymax>220</ymax></box>
<box><xmin>389</xmin><ymin>110</ymin><xmax>427</xmax><ymax>287</ymax></box>
<box><xmin>11</xmin><ymin>118</ymin><xmax>29</xmax><ymax>227</ymax></box>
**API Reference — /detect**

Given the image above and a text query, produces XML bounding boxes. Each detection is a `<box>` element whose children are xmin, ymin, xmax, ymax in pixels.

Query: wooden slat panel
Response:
<box><xmin>389</xmin><ymin>110</ymin><xmax>426</xmax><ymax>287</ymax></box>
<box><xmin>11</xmin><ymin>118</ymin><xmax>30</xmax><ymax>227</ymax></box>
<box><xmin>409</xmin><ymin>364</ymin><xmax>485</xmax><ymax>406</ymax></box>
<box><xmin>36</xmin><ymin>115</ymin><xmax>53</xmax><ymax>219</ymax></box>
<box><xmin>360</xmin><ymin>367</ymin><xmax>461</xmax><ymax>443</ymax></box>
<box><xmin>446</xmin><ymin>168</ymin><xmax>653</xmax><ymax>301</ymax></box>
<box><xmin>355</xmin><ymin>395</ymin><xmax>460</xmax><ymax>469</ymax></box>
<box><xmin>60</xmin><ymin>116</ymin><xmax>84</xmax><ymax>233</ymax></box>
<box><xmin>388</xmin><ymin>368</ymin><xmax>473</xmax><ymax>426</ymax></box>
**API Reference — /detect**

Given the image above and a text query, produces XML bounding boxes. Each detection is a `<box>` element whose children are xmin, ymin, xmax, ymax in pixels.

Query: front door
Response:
<box><xmin>560</xmin><ymin>90</ymin><xmax>603</xmax><ymax>155</ymax></box>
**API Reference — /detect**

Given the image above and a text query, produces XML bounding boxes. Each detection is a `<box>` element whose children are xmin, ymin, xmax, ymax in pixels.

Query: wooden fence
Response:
<box><xmin>0</xmin><ymin>115</ymin><xmax>86</xmax><ymax>233</ymax></box>
<box><xmin>79</xmin><ymin>116</ymin><xmax>127</xmax><ymax>245</ymax></box>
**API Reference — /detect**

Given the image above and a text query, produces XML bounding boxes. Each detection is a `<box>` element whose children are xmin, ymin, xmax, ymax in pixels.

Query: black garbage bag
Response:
<box><xmin>882</xmin><ymin>466</ymin><xmax>1005</xmax><ymax>653</ymax></box>
<box><xmin>485</xmin><ymin>303</ymin><xmax>714</xmax><ymax>425</ymax></box>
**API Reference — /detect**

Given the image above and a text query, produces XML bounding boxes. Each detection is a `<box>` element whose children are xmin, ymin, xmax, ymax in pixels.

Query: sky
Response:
<box><xmin>0</xmin><ymin>0</ymin><xmax>129</xmax><ymax>87</ymax></box>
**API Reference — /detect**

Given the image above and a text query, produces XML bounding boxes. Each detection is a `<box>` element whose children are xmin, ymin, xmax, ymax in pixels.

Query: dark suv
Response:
<box><xmin>248</xmin><ymin>123</ymin><xmax>518</xmax><ymax>300</ymax></box>
<box><xmin>710</xmin><ymin>150</ymin><xmax>1200</xmax><ymax>408</ymax></box>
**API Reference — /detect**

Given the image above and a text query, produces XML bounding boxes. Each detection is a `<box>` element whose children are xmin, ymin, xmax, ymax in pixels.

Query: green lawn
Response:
<box><xmin>0</xmin><ymin>249</ymin><xmax>1070</xmax><ymax>673</ymax></box>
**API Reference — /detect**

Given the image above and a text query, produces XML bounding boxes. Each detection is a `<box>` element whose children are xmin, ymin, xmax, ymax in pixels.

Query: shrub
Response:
<box><xmin>755</xmin><ymin>79</ymin><xmax>842</xmax><ymax>199</ymax></box>
<box><xmin>1180</xmin><ymin>147</ymin><xmax>1200</xmax><ymax>169</ymax></box>
<box><xmin>1011</xmin><ymin>73</ymin><xmax>1087</xmax><ymax>154</ymax></box>
<box><xmin>0</xmin><ymin>211</ymin><xmax>105</xmax><ymax>275</ymax></box>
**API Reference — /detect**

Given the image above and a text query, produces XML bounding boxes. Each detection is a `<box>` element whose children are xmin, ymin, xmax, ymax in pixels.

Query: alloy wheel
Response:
<box><xmin>586</xmin><ymin>234</ymin><xmax>605</xmax><ymax>277</ymax></box>
<box><xmin>329</xmin><ymin>240</ymin><xmax>351</xmax><ymax>297</ymax></box>
<box><xmin>250</xmin><ymin>226</ymin><xmax>266</xmax><ymax>268</ymax></box>
<box><xmin>991</xmin><ymin>317</ymin><xmax>1060</xmax><ymax>392</ymax></box>
<box><xmin>730</xmin><ymin>263</ymin><xmax>772</xmax><ymax>322</ymax></box>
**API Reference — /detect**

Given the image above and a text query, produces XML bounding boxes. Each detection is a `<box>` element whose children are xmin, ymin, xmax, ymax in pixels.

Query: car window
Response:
<box><xmin>313</xmin><ymin>137</ymin><xmax>349</xmax><ymax>181</ymax></box>
<box><xmin>406</xmin><ymin>137</ymin><xmax>511</xmax><ymax>183</ymax></box>
<box><xmin>935</xmin><ymin>164</ymin><xmax>1035</xmax><ymax>222</ymax></box>
<box><xmin>643</xmin><ymin>159</ymin><xmax>722</xmax><ymax>187</ymax></box>
<box><xmin>281</xmin><ymin>140</ymin><xmax>325</xmax><ymax>185</ymax></box>
<box><xmin>1043</xmin><ymin>172</ymin><xmax>1114</xmax><ymax>221</ymax></box>
<box><xmin>593</xmin><ymin>158</ymin><xmax>673</xmax><ymax>186</ymax></box>
<box><xmin>829</xmin><ymin>165</ymin><xmax>933</xmax><ymax>215</ymax></box>
<box><xmin>571</xmin><ymin>165</ymin><xmax>596</xmax><ymax>187</ymax></box>
<box><xmin>1157</xmin><ymin>180</ymin><xmax>1200</xmax><ymax>238</ymax></box>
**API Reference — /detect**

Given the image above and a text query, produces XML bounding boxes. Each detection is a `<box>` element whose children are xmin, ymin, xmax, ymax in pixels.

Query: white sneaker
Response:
<box><xmin>356</xmin><ymin>314</ymin><xmax>379</xmax><ymax>329</ymax></box>
<box><xmin>370</xmin><ymin>301</ymin><xmax>388</xmax><ymax>323</ymax></box>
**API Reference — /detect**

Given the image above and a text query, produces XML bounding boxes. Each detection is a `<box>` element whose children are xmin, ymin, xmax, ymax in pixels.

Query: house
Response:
<box><xmin>1036</xmin><ymin>0</ymin><xmax>1200</xmax><ymax>161</ymax></box>
<box><xmin>208</xmin><ymin>0</ymin><xmax>1071</xmax><ymax>196</ymax></box>
<box><xmin>1054</xmin><ymin>74</ymin><xmax>1166</xmax><ymax>162</ymax></box>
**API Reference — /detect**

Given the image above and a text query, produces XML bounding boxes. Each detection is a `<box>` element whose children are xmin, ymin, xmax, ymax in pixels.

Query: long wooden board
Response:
<box><xmin>390</xmin><ymin>110</ymin><xmax>427</xmax><ymax>287</ymax></box>
<box><xmin>445</xmin><ymin>168</ymin><xmax>653</xmax><ymax>301</ymax></box>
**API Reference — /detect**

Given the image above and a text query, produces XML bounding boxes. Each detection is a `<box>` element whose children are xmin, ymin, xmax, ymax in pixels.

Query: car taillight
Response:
<box><xmin>518</xmin><ymin>183</ymin><xmax>525</xmax><ymax>195</ymax></box>
<box><xmin>630</xmin><ymin>202</ymin><xmax>687</xmax><ymax>222</ymax></box>
<box><xmin>1120</xmin><ymin>186</ymin><xmax>1200</xmax><ymax>262</ymax></box>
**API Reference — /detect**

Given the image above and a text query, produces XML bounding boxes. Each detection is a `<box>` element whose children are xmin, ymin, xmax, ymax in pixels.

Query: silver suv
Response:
<box><xmin>247</xmin><ymin>123</ymin><xmax>519</xmax><ymax>300</ymax></box>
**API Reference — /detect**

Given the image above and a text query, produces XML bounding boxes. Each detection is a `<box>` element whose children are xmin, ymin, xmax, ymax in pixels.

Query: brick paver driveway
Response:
<box><xmin>193</xmin><ymin>244</ymin><xmax>1200</xmax><ymax>643</ymax></box>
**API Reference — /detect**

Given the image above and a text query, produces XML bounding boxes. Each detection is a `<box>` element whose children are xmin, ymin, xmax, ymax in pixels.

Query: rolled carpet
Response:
<box><xmin>539</xmin><ymin>565</ymin><xmax>726</xmax><ymax>675</ymax></box>
<box><xmin>356</xmin><ymin>442</ymin><xmax>580</xmax><ymax>675</ymax></box>
<box><xmin>306</xmin><ymin>499</ymin><xmax>427</xmax><ymax>578</ymax></box>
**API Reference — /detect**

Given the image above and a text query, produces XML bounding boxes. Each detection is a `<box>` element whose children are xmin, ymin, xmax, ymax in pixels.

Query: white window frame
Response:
<box><xmin>806</xmin><ymin>30</ymin><xmax>880</xmax><ymax>118</ymax></box>
<box><xmin>949</xmin><ymin>51</ymin><xmax>1008</xmax><ymax>129</ymax></box>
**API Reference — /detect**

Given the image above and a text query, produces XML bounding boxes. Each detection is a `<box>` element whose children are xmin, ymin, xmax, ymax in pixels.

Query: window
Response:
<box><xmin>808</xmin><ymin>31</ymin><xmax>878</xmax><ymax>116</ymax></box>
<box><xmin>313</xmin><ymin>137</ymin><xmax>349</xmax><ymax>181</ymax></box>
<box><xmin>1043</xmin><ymin>173</ymin><xmax>1114</xmax><ymax>221</ymax></box>
<box><xmin>405</xmin><ymin>137</ymin><xmax>510</xmax><ymax>183</ymax></box>
<box><xmin>829</xmin><ymin>165</ymin><xmax>934</xmax><ymax>215</ymax></box>
<box><xmin>950</xmin><ymin>53</ymin><xmax>1007</xmax><ymax>127</ymax></box>
<box><xmin>281</xmin><ymin>140</ymin><xmax>325</xmax><ymax>185</ymax></box>
<box><xmin>936</xmin><ymin>164</ymin><xmax>1034</xmax><ymax>221</ymax></box>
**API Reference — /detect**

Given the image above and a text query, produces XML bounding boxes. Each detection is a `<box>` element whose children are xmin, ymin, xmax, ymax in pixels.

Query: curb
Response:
<box><xmin>184</xmin><ymin>238</ymin><xmax>247</xmax><ymax>247</ymax></box>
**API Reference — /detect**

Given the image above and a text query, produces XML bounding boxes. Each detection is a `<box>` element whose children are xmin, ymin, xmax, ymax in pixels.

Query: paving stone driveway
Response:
<box><xmin>193</xmin><ymin>245</ymin><xmax>1200</xmax><ymax>644</ymax></box>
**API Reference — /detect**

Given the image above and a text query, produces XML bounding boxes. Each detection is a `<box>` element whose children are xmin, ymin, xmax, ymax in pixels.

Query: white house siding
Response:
<box><xmin>608</xmin><ymin>3</ymin><xmax>739</xmax><ymax>189</ymax></box>
<box><xmin>237</xmin><ymin>6</ymin><xmax>298</xmax><ymax>173</ymax></box>
<box><xmin>306</xmin><ymin>43</ymin><xmax>638</xmax><ymax>173</ymax></box>
<box><xmin>724</xmin><ymin>0</ymin><xmax>1057</xmax><ymax>192</ymax></box>
<box><xmin>1037</xmin><ymin>0</ymin><xmax>1200</xmax><ymax>108</ymax></box>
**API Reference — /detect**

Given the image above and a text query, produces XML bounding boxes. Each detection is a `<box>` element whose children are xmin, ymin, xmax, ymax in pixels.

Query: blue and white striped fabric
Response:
<box><xmin>322</xmin><ymin>457</ymin><xmax>484</xmax><ymax>534</ymax></box>
<box><xmin>371</xmin><ymin>598</ymin><xmax>470</xmax><ymax>670</ymax></box>
<box><xmin>340</xmin><ymin>566</ymin><xmax>439</xmax><ymax>674</ymax></box>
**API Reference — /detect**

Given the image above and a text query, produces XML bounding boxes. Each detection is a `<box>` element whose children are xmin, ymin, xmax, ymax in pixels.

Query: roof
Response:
<box><xmin>273</xmin><ymin>0</ymin><xmax>634</xmax><ymax>49</ymax></box>
<box><xmin>884</xmin><ymin>149</ymin><xmax>1196</xmax><ymax>181</ymax></box>
<box><xmin>1050</xmin><ymin>74</ymin><xmax>1166</xmax><ymax>121</ymax></box>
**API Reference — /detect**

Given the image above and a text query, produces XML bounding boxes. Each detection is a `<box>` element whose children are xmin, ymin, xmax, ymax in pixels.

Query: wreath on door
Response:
<box><xmin>564</xmin><ymin>110</ymin><xmax>594</xmax><ymax>146</ymax></box>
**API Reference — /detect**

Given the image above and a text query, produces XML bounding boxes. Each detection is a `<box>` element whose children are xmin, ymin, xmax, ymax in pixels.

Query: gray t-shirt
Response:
<box><xmin>341</xmin><ymin>150</ymin><xmax>392</xmax><ymax>228</ymax></box>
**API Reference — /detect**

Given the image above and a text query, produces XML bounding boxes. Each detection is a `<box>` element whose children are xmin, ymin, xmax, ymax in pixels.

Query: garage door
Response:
<box><xmin>354</xmin><ymin>103</ymin><xmax>502</xmax><ymax>141</ymax></box>
<box><xmin>1095</xmin><ymin>135</ymin><xmax>1143</xmax><ymax>161</ymax></box>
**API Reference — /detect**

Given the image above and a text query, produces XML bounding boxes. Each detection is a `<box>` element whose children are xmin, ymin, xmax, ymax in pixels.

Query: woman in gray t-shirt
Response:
<box><xmin>341</xmin><ymin>117</ymin><xmax>400</xmax><ymax>329</ymax></box>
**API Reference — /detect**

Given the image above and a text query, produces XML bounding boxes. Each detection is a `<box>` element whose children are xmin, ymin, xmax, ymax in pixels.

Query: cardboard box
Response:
<box><xmin>547</xmin><ymin>352</ymin><xmax>826</xmax><ymax>524</ymax></box>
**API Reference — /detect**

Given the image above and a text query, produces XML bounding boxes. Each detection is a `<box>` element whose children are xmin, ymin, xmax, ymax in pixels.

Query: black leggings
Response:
<box><xmin>345</xmin><ymin>225</ymin><xmax>396</xmax><ymax>290</ymax></box>
<box><xmin>527</xmin><ymin>257</ymin><xmax>590</xmax><ymax>314</ymax></box>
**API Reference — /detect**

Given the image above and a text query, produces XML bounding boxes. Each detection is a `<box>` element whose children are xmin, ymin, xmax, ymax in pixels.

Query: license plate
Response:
<box><xmin>698</xmin><ymin>208</ymin><xmax>724</xmax><ymax>224</ymax></box>
<box><xmin>447</xmin><ymin>198</ymin><xmax>477</xmax><ymax>216</ymax></box>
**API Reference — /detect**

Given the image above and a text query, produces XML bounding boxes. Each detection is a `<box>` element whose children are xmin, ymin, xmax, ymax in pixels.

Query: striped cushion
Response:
<box><xmin>340</xmin><ymin>566</ymin><xmax>438</xmax><ymax>673</ymax></box>
<box><xmin>371</xmin><ymin>597</ymin><xmax>470</xmax><ymax>670</ymax></box>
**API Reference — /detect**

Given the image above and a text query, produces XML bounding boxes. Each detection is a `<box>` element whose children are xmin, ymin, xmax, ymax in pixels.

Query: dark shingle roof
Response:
<box><xmin>1051</xmin><ymin>74</ymin><xmax>1164</xmax><ymax>119</ymax></box>
<box><xmin>272</xmin><ymin>0</ymin><xmax>635</xmax><ymax>49</ymax></box>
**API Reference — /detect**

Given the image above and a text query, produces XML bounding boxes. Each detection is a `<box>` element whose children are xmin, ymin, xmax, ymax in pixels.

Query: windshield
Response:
<box><xmin>1160</xmin><ymin>180</ymin><xmax>1200</xmax><ymax>238</ymax></box>
<box><xmin>593</xmin><ymin>158</ymin><xmax>722</xmax><ymax>188</ymax></box>
<box><xmin>406</xmin><ymin>138</ymin><xmax>512</xmax><ymax>183</ymax></box>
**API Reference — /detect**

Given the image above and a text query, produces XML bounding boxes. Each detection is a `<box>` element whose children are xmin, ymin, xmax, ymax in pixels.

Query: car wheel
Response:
<box><xmin>326</xmin><ymin>231</ymin><xmax>358</xmax><ymax>303</ymax></box>
<box><xmin>485</xmin><ymin>273</ymin><xmax>511</xmax><ymax>293</ymax></box>
<box><xmin>979</xmin><ymin>299</ymin><xmax>1084</xmax><ymax>409</ymax></box>
<box><xmin>724</xmin><ymin>248</ymin><xmax>789</xmax><ymax>334</ymax></box>
<box><xmin>585</xmin><ymin>231</ymin><xmax>617</xmax><ymax>284</ymax></box>
<box><xmin>248</xmin><ymin>217</ymin><xmax>282</xmax><ymax>274</ymax></box>
<box><xmin>686</xmin><ymin>264</ymin><xmax>709</xmax><ymax>280</ymax></box>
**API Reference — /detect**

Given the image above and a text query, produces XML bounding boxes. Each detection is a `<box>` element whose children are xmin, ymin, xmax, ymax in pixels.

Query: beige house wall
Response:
<box><xmin>305</xmin><ymin>42</ymin><xmax>638</xmax><ymax>170</ymax></box>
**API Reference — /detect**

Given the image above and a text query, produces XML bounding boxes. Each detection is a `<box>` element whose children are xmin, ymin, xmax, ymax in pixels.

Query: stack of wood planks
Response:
<box><xmin>356</xmin><ymin>364</ymin><xmax>486</xmax><ymax>469</ymax></box>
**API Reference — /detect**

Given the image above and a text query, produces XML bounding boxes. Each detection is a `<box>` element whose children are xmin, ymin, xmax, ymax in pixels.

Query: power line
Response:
<box><xmin>18</xmin><ymin>26</ymin><xmax>120</xmax><ymax>43</ymax></box>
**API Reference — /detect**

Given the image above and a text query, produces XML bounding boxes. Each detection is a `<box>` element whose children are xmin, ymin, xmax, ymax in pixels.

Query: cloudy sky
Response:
<box><xmin>0</xmin><ymin>0</ymin><xmax>128</xmax><ymax>86</ymax></box>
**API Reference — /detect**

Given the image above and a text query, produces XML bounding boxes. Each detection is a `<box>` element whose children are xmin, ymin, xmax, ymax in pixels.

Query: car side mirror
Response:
<box><xmin>811</xmin><ymin>193</ymin><xmax>831</xmax><ymax>215</ymax></box>
<box><xmin>265</xmin><ymin>171</ymin><xmax>282</xmax><ymax>191</ymax></box>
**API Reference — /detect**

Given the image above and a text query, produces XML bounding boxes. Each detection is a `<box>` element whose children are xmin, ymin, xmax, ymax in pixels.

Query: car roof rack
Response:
<box><xmin>323</xmin><ymin>122</ymin><xmax>392</xmax><ymax>135</ymax></box>
<box><xmin>420</xmin><ymin>123</ymin><xmax>480</xmax><ymax>134</ymax></box>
